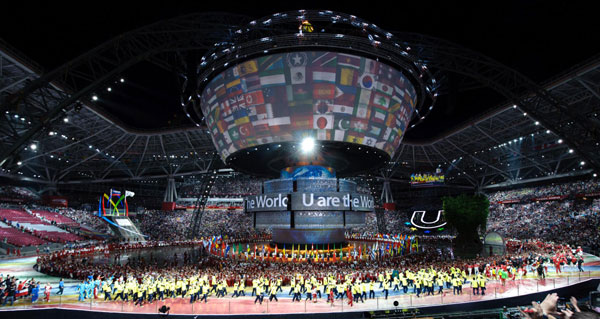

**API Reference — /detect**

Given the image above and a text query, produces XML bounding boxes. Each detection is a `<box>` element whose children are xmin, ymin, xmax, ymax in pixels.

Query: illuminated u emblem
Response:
<box><xmin>410</xmin><ymin>210</ymin><xmax>447</xmax><ymax>229</ymax></box>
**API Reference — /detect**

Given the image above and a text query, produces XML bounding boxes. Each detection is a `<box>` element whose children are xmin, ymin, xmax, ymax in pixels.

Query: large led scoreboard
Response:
<box><xmin>244</xmin><ymin>167</ymin><xmax>374</xmax><ymax>245</ymax></box>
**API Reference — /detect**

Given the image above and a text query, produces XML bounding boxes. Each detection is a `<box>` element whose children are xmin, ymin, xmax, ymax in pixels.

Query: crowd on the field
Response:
<box><xmin>487</xmin><ymin>179</ymin><xmax>600</xmax><ymax>202</ymax></box>
<box><xmin>27</xmin><ymin>236</ymin><xmax>588</xmax><ymax>307</ymax></box>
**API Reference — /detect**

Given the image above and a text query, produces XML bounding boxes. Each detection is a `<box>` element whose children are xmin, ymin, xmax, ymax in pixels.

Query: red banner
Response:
<box><xmin>497</xmin><ymin>199</ymin><xmax>520</xmax><ymax>204</ymax></box>
<box><xmin>43</xmin><ymin>196</ymin><xmax>68</xmax><ymax>207</ymax></box>
<box><xmin>576</xmin><ymin>192</ymin><xmax>600</xmax><ymax>198</ymax></box>
<box><xmin>531</xmin><ymin>195</ymin><xmax>567</xmax><ymax>202</ymax></box>
<box><xmin>161</xmin><ymin>202</ymin><xmax>176</xmax><ymax>211</ymax></box>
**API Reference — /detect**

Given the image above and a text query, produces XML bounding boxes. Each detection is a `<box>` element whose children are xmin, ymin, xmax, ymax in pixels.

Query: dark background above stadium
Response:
<box><xmin>1</xmin><ymin>1</ymin><xmax>597</xmax><ymax>139</ymax></box>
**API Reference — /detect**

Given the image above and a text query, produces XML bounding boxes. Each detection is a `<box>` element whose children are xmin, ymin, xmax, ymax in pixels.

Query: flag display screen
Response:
<box><xmin>200</xmin><ymin>51</ymin><xmax>417</xmax><ymax>161</ymax></box>
<box><xmin>410</xmin><ymin>172</ymin><xmax>445</xmax><ymax>187</ymax></box>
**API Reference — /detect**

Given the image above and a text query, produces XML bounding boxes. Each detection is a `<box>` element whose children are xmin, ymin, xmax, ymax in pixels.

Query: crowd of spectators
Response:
<box><xmin>132</xmin><ymin>209</ymin><xmax>258</xmax><ymax>241</ymax></box>
<box><xmin>0</xmin><ymin>186</ymin><xmax>40</xmax><ymax>202</ymax></box>
<box><xmin>179</xmin><ymin>175</ymin><xmax>263</xmax><ymax>199</ymax></box>
<box><xmin>487</xmin><ymin>179</ymin><xmax>600</xmax><ymax>202</ymax></box>
<box><xmin>487</xmin><ymin>199</ymin><xmax>600</xmax><ymax>253</ymax></box>
<box><xmin>47</xmin><ymin>207</ymin><xmax>111</xmax><ymax>234</ymax></box>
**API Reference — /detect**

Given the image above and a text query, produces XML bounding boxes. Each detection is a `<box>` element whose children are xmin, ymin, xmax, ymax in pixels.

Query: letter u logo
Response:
<box><xmin>410</xmin><ymin>210</ymin><xmax>447</xmax><ymax>229</ymax></box>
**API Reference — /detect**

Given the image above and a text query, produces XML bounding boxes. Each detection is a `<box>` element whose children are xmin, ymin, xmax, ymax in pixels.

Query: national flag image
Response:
<box><xmin>314</xmin><ymin>100</ymin><xmax>332</xmax><ymax>114</ymax></box>
<box><xmin>215</xmin><ymin>83</ymin><xmax>226</xmax><ymax>97</ymax></box>
<box><xmin>310</xmin><ymin>52</ymin><xmax>337</xmax><ymax>67</ymax></box>
<box><xmin>313</xmin><ymin>114</ymin><xmax>333</xmax><ymax>129</ymax></box>
<box><xmin>312</xmin><ymin>69</ymin><xmax>336</xmax><ymax>83</ymax></box>
<box><xmin>217</xmin><ymin>120</ymin><xmax>228</xmax><ymax>133</ymax></box>
<box><xmin>286</xmin><ymin>52</ymin><xmax>308</xmax><ymax>68</ymax></box>
<box><xmin>364</xmin><ymin>58</ymin><xmax>380</xmax><ymax>74</ymax></box>
<box><xmin>287</xmin><ymin>84</ymin><xmax>312</xmax><ymax>102</ymax></box>
<box><xmin>371</xmin><ymin>107</ymin><xmax>387</xmax><ymax>123</ymax></box>
<box><xmin>368</xmin><ymin>123</ymin><xmax>383</xmax><ymax>137</ymax></box>
<box><xmin>372</xmin><ymin>93</ymin><xmax>391</xmax><ymax>108</ymax></box>
<box><xmin>359</xmin><ymin>74</ymin><xmax>375</xmax><ymax>90</ymax></box>
<box><xmin>235</xmin><ymin>60</ymin><xmax>258</xmax><ymax>77</ymax></box>
<box><xmin>258</xmin><ymin>55</ymin><xmax>284</xmax><ymax>71</ymax></box>
<box><xmin>291</xmin><ymin>113</ymin><xmax>313</xmax><ymax>130</ymax></box>
<box><xmin>316</xmin><ymin>129</ymin><xmax>331</xmax><ymax>140</ymax></box>
<box><xmin>329</xmin><ymin>104</ymin><xmax>353</xmax><ymax>115</ymax></box>
<box><xmin>222</xmin><ymin>131</ymin><xmax>232</xmax><ymax>144</ymax></box>
<box><xmin>226</xmin><ymin>78</ymin><xmax>242</xmax><ymax>94</ymax></box>
<box><xmin>345</xmin><ymin>131</ymin><xmax>364</xmax><ymax>144</ymax></box>
<box><xmin>241</xmin><ymin>74</ymin><xmax>261</xmax><ymax>92</ymax></box>
<box><xmin>233</xmin><ymin>114</ymin><xmax>249</xmax><ymax>127</ymax></box>
<box><xmin>312</xmin><ymin>83</ymin><xmax>336</xmax><ymax>99</ymax></box>
<box><xmin>252</xmin><ymin>122</ymin><xmax>269</xmax><ymax>135</ymax></box>
<box><xmin>227</xmin><ymin>126</ymin><xmax>240</xmax><ymax>141</ymax></box>
<box><xmin>260</xmin><ymin>73</ymin><xmax>286</xmax><ymax>87</ymax></box>
<box><xmin>289</xmin><ymin>66</ymin><xmax>306</xmax><ymax>84</ymax></box>
<box><xmin>263</xmin><ymin>87</ymin><xmax>289</xmax><ymax>110</ymax></box>
<box><xmin>257</xmin><ymin>136</ymin><xmax>274</xmax><ymax>144</ymax></box>
<box><xmin>376</xmin><ymin>80</ymin><xmax>393</xmax><ymax>96</ymax></box>
<box><xmin>363</xmin><ymin>136</ymin><xmax>377</xmax><ymax>147</ymax></box>
<box><xmin>334</xmin><ymin>116</ymin><xmax>351</xmax><ymax>131</ymax></box>
<box><xmin>350</xmin><ymin>119</ymin><xmax>368</xmax><ymax>132</ymax></box>
<box><xmin>339</xmin><ymin>68</ymin><xmax>357</xmax><ymax>86</ymax></box>
<box><xmin>243</xmin><ymin>90</ymin><xmax>265</xmax><ymax>106</ymax></box>
<box><xmin>334</xmin><ymin>129</ymin><xmax>346</xmax><ymax>142</ymax></box>
<box><xmin>338</xmin><ymin>53</ymin><xmax>361</xmax><ymax>69</ymax></box>
<box><xmin>334</xmin><ymin>85</ymin><xmax>357</xmax><ymax>106</ymax></box>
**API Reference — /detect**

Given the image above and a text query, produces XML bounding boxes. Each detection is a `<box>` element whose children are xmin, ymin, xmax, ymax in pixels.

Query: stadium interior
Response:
<box><xmin>0</xmin><ymin>4</ymin><xmax>599</xmax><ymax>319</ymax></box>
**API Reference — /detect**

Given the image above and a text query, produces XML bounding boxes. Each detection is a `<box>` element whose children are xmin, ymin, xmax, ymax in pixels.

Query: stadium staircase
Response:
<box><xmin>187</xmin><ymin>173</ymin><xmax>216</xmax><ymax>239</ymax></box>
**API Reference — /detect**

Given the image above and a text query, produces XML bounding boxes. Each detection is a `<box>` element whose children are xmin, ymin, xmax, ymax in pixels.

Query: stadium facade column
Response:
<box><xmin>380</xmin><ymin>179</ymin><xmax>394</xmax><ymax>205</ymax></box>
<box><xmin>162</xmin><ymin>176</ymin><xmax>178</xmax><ymax>211</ymax></box>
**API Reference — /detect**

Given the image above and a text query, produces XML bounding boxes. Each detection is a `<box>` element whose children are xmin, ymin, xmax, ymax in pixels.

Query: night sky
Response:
<box><xmin>1</xmin><ymin>0</ymin><xmax>597</xmax><ymax>138</ymax></box>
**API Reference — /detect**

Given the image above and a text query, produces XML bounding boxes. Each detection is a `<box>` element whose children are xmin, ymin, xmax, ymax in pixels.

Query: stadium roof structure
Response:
<box><xmin>0</xmin><ymin>11</ymin><xmax>598</xmax><ymax>194</ymax></box>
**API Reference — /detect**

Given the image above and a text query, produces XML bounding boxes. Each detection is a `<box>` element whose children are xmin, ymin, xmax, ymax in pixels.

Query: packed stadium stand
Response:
<box><xmin>0</xmin><ymin>6</ymin><xmax>599</xmax><ymax>319</ymax></box>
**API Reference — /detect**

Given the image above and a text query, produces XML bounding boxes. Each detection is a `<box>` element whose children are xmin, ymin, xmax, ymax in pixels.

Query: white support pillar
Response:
<box><xmin>163</xmin><ymin>176</ymin><xmax>178</xmax><ymax>202</ymax></box>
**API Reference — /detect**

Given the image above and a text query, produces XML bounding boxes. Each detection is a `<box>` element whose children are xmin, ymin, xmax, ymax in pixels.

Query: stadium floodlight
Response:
<box><xmin>300</xmin><ymin>137</ymin><xmax>316</xmax><ymax>153</ymax></box>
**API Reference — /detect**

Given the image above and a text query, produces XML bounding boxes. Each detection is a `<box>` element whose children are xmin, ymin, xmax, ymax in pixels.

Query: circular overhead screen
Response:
<box><xmin>200</xmin><ymin>51</ymin><xmax>417</xmax><ymax>173</ymax></box>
